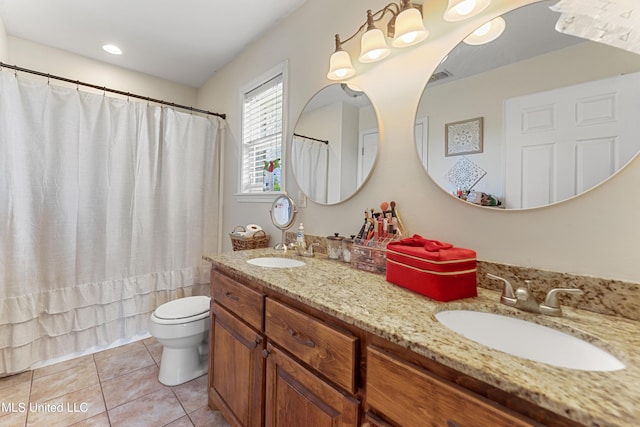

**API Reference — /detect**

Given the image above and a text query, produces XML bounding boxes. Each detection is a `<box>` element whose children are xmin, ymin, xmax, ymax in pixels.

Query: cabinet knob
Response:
<box><xmin>261</xmin><ymin>349</ymin><xmax>271</xmax><ymax>359</ymax></box>
<box><xmin>287</xmin><ymin>328</ymin><xmax>316</xmax><ymax>348</ymax></box>
<box><xmin>224</xmin><ymin>291</ymin><xmax>239</xmax><ymax>301</ymax></box>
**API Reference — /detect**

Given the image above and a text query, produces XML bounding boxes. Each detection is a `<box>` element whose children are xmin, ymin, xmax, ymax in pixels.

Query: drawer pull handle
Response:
<box><xmin>447</xmin><ymin>420</ymin><xmax>461</xmax><ymax>427</ymax></box>
<box><xmin>287</xmin><ymin>328</ymin><xmax>316</xmax><ymax>348</ymax></box>
<box><xmin>224</xmin><ymin>291</ymin><xmax>239</xmax><ymax>301</ymax></box>
<box><xmin>262</xmin><ymin>349</ymin><xmax>271</xmax><ymax>359</ymax></box>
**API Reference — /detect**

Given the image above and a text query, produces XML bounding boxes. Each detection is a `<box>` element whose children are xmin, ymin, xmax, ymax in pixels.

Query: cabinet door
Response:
<box><xmin>264</xmin><ymin>343</ymin><xmax>359</xmax><ymax>427</ymax></box>
<box><xmin>210</xmin><ymin>302</ymin><xmax>265</xmax><ymax>427</ymax></box>
<box><xmin>366</xmin><ymin>346</ymin><xmax>539</xmax><ymax>427</ymax></box>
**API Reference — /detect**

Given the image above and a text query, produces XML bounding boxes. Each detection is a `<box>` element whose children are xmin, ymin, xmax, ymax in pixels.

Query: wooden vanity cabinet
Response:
<box><xmin>365</xmin><ymin>346</ymin><xmax>540</xmax><ymax>427</ymax></box>
<box><xmin>209</xmin><ymin>272</ymin><xmax>266</xmax><ymax>427</ymax></box>
<box><xmin>209</xmin><ymin>267</ymin><xmax>582</xmax><ymax>427</ymax></box>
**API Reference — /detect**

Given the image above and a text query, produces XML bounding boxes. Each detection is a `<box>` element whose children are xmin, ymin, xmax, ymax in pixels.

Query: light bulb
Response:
<box><xmin>367</xmin><ymin>50</ymin><xmax>383</xmax><ymax>61</ymax></box>
<box><xmin>455</xmin><ymin>0</ymin><xmax>476</xmax><ymax>16</ymax></box>
<box><xmin>401</xmin><ymin>31</ymin><xmax>418</xmax><ymax>44</ymax></box>
<box><xmin>443</xmin><ymin>0</ymin><xmax>490</xmax><ymax>22</ymax></box>
<box><xmin>463</xmin><ymin>16</ymin><xmax>506</xmax><ymax>45</ymax></box>
<box><xmin>473</xmin><ymin>22</ymin><xmax>491</xmax><ymax>37</ymax></box>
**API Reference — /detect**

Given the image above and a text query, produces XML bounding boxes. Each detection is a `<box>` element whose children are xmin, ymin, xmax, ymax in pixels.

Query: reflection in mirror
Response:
<box><xmin>270</xmin><ymin>194</ymin><xmax>297</xmax><ymax>250</ymax></box>
<box><xmin>416</xmin><ymin>0</ymin><xmax>640</xmax><ymax>209</ymax></box>
<box><xmin>292</xmin><ymin>83</ymin><xmax>379</xmax><ymax>205</ymax></box>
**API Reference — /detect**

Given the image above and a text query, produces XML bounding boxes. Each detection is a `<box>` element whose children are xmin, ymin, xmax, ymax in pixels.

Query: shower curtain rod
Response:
<box><xmin>293</xmin><ymin>132</ymin><xmax>329</xmax><ymax>145</ymax></box>
<box><xmin>0</xmin><ymin>62</ymin><xmax>226</xmax><ymax>119</ymax></box>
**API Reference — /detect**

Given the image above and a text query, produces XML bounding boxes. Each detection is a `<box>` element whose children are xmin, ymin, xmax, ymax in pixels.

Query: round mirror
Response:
<box><xmin>291</xmin><ymin>83</ymin><xmax>379</xmax><ymax>205</ymax></box>
<box><xmin>415</xmin><ymin>0</ymin><xmax>640</xmax><ymax>209</ymax></box>
<box><xmin>270</xmin><ymin>194</ymin><xmax>297</xmax><ymax>230</ymax></box>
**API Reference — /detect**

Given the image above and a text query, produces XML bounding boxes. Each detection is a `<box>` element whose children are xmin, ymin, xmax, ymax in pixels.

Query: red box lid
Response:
<box><xmin>386</xmin><ymin>236</ymin><xmax>476</xmax><ymax>273</ymax></box>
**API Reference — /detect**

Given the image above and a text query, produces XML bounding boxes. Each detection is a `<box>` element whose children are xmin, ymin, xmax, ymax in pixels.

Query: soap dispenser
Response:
<box><xmin>296</xmin><ymin>223</ymin><xmax>306</xmax><ymax>250</ymax></box>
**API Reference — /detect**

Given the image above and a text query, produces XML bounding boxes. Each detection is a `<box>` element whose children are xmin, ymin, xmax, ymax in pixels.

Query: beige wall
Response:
<box><xmin>7</xmin><ymin>37</ymin><xmax>197</xmax><ymax>105</ymax></box>
<box><xmin>197</xmin><ymin>0</ymin><xmax>640</xmax><ymax>283</ymax></box>
<box><xmin>0</xmin><ymin>15</ymin><xmax>8</xmax><ymax>61</ymax></box>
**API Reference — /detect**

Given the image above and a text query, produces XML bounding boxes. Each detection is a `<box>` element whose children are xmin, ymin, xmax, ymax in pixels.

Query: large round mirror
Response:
<box><xmin>292</xmin><ymin>84</ymin><xmax>379</xmax><ymax>205</ymax></box>
<box><xmin>415</xmin><ymin>0</ymin><xmax>640</xmax><ymax>209</ymax></box>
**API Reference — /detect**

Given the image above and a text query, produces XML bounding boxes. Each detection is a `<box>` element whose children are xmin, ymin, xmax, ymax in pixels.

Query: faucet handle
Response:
<box><xmin>487</xmin><ymin>273</ymin><xmax>516</xmax><ymax>304</ymax></box>
<box><xmin>540</xmin><ymin>288</ymin><xmax>584</xmax><ymax>317</ymax></box>
<box><xmin>304</xmin><ymin>242</ymin><xmax>320</xmax><ymax>257</ymax></box>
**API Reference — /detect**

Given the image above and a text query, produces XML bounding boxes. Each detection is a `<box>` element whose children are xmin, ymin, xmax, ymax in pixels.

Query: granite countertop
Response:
<box><xmin>204</xmin><ymin>248</ymin><xmax>640</xmax><ymax>427</ymax></box>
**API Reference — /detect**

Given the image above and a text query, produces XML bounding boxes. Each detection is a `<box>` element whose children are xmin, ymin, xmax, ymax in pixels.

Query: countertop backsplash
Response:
<box><xmin>283</xmin><ymin>232</ymin><xmax>640</xmax><ymax>322</ymax></box>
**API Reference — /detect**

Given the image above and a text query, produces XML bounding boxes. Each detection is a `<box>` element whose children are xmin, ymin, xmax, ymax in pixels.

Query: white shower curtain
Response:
<box><xmin>291</xmin><ymin>136</ymin><xmax>328</xmax><ymax>203</ymax></box>
<box><xmin>0</xmin><ymin>71</ymin><xmax>224</xmax><ymax>375</ymax></box>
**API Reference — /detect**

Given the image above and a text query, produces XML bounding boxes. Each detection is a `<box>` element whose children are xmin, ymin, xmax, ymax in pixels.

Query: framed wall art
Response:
<box><xmin>445</xmin><ymin>117</ymin><xmax>483</xmax><ymax>156</ymax></box>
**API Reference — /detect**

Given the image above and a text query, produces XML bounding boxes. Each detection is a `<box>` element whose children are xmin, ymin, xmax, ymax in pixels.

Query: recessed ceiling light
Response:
<box><xmin>102</xmin><ymin>44</ymin><xmax>122</xmax><ymax>55</ymax></box>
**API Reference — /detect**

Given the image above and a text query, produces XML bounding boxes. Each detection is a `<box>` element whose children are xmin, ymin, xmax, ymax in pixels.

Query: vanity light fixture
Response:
<box><xmin>327</xmin><ymin>0</ymin><xmax>428</xmax><ymax>81</ymax></box>
<box><xmin>463</xmin><ymin>16</ymin><xmax>506</xmax><ymax>45</ymax></box>
<box><xmin>443</xmin><ymin>0</ymin><xmax>491</xmax><ymax>22</ymax></box>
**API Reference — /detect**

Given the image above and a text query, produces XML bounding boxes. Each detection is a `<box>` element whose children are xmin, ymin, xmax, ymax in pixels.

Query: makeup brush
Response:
<box><xmin>356</xmin><ymin>210</ymin><xmax>368</xmax><ymax>239</ymax></box>
<box><xmin>390</xmin><ymin>201</ymin><xmax>406</xmax><ymax>236</ymax></box>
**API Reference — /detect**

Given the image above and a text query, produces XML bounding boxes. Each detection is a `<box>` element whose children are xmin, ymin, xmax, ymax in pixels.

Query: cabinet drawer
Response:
<box><xmin>211</xmin><ymin>271</ymin><xmax>264</xmax><ymax>331</ymax></box>
<box><xmin>265</xmin><ymin>298</ymin><xmax>358</xmax><ymax>394</ymax></box>
<box><xmin>366</xmin><ymin>346</ymin><xmax>539</xmax><ymax>427</ymax></box>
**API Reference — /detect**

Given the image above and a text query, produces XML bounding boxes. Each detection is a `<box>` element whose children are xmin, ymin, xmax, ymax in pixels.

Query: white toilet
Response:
<box><xmin>149</xmin><ymin>295</ymin><xmax>211</xmax><ymax>386</ymax></box>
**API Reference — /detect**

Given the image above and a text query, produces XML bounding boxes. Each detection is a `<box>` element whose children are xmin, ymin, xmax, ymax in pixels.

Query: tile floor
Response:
<box><xmin>0</xmin><ymin>338</ymin><xmax>230</xmax><ymax>427</ymax></box>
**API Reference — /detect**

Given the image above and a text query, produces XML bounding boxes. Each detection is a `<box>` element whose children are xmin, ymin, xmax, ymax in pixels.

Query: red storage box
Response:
<box><xmin>385</xmin><ymin>236</ymin><xmax>477</xmax><ymax>302</ymax></box>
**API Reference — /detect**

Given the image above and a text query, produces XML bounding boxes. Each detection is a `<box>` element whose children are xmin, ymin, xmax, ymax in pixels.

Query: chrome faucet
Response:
<box><xmin>287</xmin><ymin>241</ymin><xmax>319</xmax><ymax>257</ymax></box>
<box><xmin>487</xmin><ymin>273</ymin><xmax>584</xmax><ymax>317</ymax></box>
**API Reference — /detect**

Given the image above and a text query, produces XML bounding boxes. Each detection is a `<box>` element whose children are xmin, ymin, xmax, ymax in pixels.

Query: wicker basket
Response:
<box><xmin>229</xmin><ymin>226</ymin><xmax>269</xmax><ymax>251</ymax></box>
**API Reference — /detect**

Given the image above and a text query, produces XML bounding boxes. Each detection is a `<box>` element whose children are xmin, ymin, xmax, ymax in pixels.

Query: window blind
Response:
<box><xmin>242</xmin><ymin>73</ymin><xmax>284</xmax><ymax>193</ymax></box>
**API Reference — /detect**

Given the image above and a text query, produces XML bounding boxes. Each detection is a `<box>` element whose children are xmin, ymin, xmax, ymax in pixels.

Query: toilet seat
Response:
<box><xmin>153</xmin><ymin>296</ymin><xmax>210</xmax><ymax>322</ymax></box>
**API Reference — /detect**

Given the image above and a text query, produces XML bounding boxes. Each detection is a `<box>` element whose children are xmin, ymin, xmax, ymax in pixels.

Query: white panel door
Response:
<box><xmin>504</xmin><ymin>72</ymin><xmax>640</xmax><ymax>209</ymax></box>
<box><xmin>415</xmin><ymin>117</ymin><xmax>428</xmax><ymax>170</ymax></box>
<box><xmin>358</xmin><ymin>128</ymin><xmax>379</xmax><ymax>187</ymax></box>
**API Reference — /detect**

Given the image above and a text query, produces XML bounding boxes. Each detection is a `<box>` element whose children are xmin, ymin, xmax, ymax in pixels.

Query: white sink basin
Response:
<box><xmin>247</xmin><ymin>257</ymin><xmax>306</xmax><ymax>268</ymax></box>
<box><xmin>435</xmin><ymin>310</ymin><xmax>624</xmax><ymax>372</ymax></box>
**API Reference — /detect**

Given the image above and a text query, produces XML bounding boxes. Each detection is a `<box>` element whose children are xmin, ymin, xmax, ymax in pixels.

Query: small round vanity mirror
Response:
<box><xmin>270</xmin><ymin>194</ymin><xmax>297</xmax><ymax>249</ymax></box>
<box><xmin>291</xmin><ymin>83</ymin><xmax>380</xmax><ymax>205</ymax></box>
<box><xmin>415</xmin><ymin>0</ymin><xmax>640</xmax><ymax>209</ymax></box>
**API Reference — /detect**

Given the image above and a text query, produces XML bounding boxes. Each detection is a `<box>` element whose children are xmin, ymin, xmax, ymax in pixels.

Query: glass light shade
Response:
<box><xmin>359</xmin><ymin>28</ymin><xmax>391</xmax><ymax>63</ymax></box>
<box><xmin>463</xmin><ymin>16</ymin><xmax>506</xmax><ymax>45</ymax></box>
<box><xmin>391</xmin><ymin>7</ymin><xmax>429</xmax><ymax>48</ymax></box>
<box><xmin>327</xmin><ymin>50</ymin><xmax>356</xmax><ymax>80</ymax></box>
<box><xmin>443</xmin><ymin>0</ymin><xmax>491</xmax><ymax>22</ymax></box>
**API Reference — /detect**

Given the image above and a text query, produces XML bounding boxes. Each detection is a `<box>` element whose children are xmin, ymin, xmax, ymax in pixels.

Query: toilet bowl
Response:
<box><xmin>149</xmin><ymin>295</ymin><xmax>211</xmax><ymax>386</ymax></box>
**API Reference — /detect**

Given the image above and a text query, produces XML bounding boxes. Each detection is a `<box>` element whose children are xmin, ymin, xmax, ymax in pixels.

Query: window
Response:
<box><xmin>240</xmin><ymin>63</ymin><xmax>286</xmax><ymax>198</ymax></box>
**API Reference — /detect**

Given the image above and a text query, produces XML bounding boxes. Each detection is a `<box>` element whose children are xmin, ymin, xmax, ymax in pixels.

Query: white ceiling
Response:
<box><xmin>0</xmin><ymin>0</ymin><xmax>308</xmax><ymax>88</ymax></box>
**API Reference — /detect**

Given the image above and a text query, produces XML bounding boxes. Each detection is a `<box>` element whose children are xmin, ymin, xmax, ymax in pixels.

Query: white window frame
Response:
<box><xmin>236</xmin><ymin>61</ymin><xmax>288</xmax><ymax>203</ymax></box>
